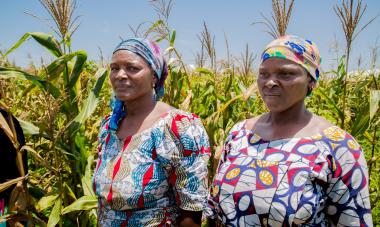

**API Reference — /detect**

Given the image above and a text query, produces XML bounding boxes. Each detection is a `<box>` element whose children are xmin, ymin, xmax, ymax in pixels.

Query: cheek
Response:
<box><xmin>109</xmin><ymin>74</ymin><xmax>117</xmax><ymax>87</ymax></box>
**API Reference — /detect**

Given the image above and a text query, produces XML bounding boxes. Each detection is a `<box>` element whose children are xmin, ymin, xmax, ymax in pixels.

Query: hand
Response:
<box><xmin>178</xmin><ymin>210</ymin><xmax>201</xmax><ymax>227</ymax></box>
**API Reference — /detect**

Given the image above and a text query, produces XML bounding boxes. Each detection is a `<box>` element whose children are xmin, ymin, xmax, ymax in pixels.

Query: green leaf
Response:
<box><xmin>47</xmin><ymin>198</ymin><xmax>62</xmax><ymax>227</ymax></box>
<box><xmin>68</xmin><ymin>50</ymin><xmax>87</xmax><ymax>88</ymax></box>
<box><xmin>350</xmin><ymin>108</ymin><xmax>369</xmax><ymax>137</ymax></box>
<box><xmin>370</xmin><ymin>90</ymin><xmax>380</xmax><ymax>121</ymax></box>
<box><xmin>68</xmin><ymin>68</ymin><xmax>108</xmax><ymax>133</ymax></box>
<box><xmin>145</xmin><ymin>19</ymin><xmax>164</xmax><ymax>38</ymax></box>
<box><xmin>3</xmin><ymin>32</ymin><xmax>62</xmax><ymax>58</ymax></box>
<box><xmin>170</xmin><ymin>29</ymin><xmax>176</xmax><ymax>47</ymax></box>
<box><xmin>314</xmin><ymin>89</ymin><xmax>344</xmax><ymax>120</ymax></box>
<box><xmin>82</xmin><ymin>155</ymin><xmax>95</xmax><ymax>197</ymax></box>
<box><xmin>61</xmin><ymin>195</ymin><xmax>97</xmax><ymax>214</ymax></box>
<box><xmin>64</xmin><ymin>182</ymin><xmax>77</xmax><ymax>200</ymax></box>
<box><xmin>45</xmin><ymin>50</ymin><xmax>86</xmax><ymax>82</ymax></box>
<box><xmin>17</xmin><ymin>118</ymin><xmax>39</xmax><ymax>135</ymax></box>
<box><xmin>194</xmin><ymin>67</ymin><xmax>214</xmax><ymax>76</ymax></box>
<box><xmin>36</xmin><ymin>194</ymin><xmax>59</xmax><ymax>212</ymax></box>
<box><xmin>0</xmin><ymin>67</ymin><xmax>61</xmax><ymax>99</ymax></box>
<box><xmin>0</xmin><ymin>67</ymin><xmax>45</xmax><ymax>84</ymax></box>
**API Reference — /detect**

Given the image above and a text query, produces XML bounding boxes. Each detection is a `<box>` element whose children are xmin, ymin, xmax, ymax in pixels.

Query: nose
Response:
<box><xmin>265</xmin><ymin>79</ymin><xmax>278</xmax><ymax>88</ymax></box>
<box><xmin>115</xmin><ymin>68</ymin><xmax>128</xmax><ymax>80</ymax></box>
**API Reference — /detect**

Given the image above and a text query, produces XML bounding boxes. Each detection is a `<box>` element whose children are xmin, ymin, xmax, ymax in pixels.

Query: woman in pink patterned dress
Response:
<box><xmin>93</xmin><ymin>38</ymin><xmax>210</xmax><ymax>226</ymax></box>
<box><xmin>206</xmin><ymin>35</ymin><xmax>372</xmax><ymax>226</ymax></box>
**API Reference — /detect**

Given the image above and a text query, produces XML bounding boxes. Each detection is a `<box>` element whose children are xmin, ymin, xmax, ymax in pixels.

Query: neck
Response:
<box><xmin>124</xmin><ymin>93</ymin><xmax>157</xmax><ymax>117</ymax></box>
<box><xmin>266</xmin><ymin>101</ymin><xmax>311</xmax><ymax>126</ymax></box>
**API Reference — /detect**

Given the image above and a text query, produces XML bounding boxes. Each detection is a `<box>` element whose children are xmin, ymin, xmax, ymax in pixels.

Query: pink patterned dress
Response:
<box><xmin>206</xmin><ymin>121</ymin><xmax>372</xmax><ymax>226</ymax></box>
<box><xmin>93</xmin><ymin>109</ymin><xmax>210</xmax><ymax>226</ymax></box>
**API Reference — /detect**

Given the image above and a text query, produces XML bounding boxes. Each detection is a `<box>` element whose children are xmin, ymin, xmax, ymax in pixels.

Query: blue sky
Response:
<box><xmin>1</xmin><ymin>0</ymin><xmax>380</xmax><ymax>71</ymax></box>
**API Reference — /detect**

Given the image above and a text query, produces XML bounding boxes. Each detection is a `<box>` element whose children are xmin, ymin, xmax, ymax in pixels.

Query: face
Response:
<box><xmin>110</xmin><ymin>50</ymin><xmax>156</xmax><ymax>102</ymax></box>
<box><xmin>258</xmin><ymin>58</ymin><xmax>314</xmax><ymax>112</ymax></box>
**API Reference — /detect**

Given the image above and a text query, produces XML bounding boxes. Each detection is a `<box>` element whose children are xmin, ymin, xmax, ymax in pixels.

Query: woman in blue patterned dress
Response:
<box><xmin>206</xmin><ymin>35</ymin><xmax>372</xmax><ymax>226</ymax></box>
<box><xmin>92</xmin><ymin>38</ymin><xmax>210</xmax><ymax>226</ymax></box>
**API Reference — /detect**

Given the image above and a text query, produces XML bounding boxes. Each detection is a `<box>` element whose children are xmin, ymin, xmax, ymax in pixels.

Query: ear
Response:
<box><xmin>152</xmin><ymin>74</ymin><xmax>158</xmax><ymax>87</ymax></box>
<box><xmin>308</xmin><ymin>77</ymin><xmax>317</xmax><ymax>90</ymax></box>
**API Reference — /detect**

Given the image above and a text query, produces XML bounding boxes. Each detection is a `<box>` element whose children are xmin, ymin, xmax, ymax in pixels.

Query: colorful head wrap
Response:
<box><xmin>109</xmin><ymin>38</ymin><xmax>168</xmax><ymax>131</ymax></box>
<box><xmin>261</xmin><ymin>35</ymin><xmax>321</xmax><ymax>80</ymax></box>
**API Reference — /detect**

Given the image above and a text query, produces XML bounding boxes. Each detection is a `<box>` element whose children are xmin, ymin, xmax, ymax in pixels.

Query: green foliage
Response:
<box><xmin>1</xmin><ymin>31</ymin><xmax>107</xmax><ymax>225</ymax></box>
<box><xmin>1</xmin><ymin>10</ymin><xmax>379</xmax><ymax>227</ymax></box>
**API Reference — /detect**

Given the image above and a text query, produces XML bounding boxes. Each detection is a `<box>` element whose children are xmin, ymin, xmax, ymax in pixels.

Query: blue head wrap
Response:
<box><xmin>109</xmin><ymin>38</ymin><xmax>168</xmax><ymax>131</ymax></box>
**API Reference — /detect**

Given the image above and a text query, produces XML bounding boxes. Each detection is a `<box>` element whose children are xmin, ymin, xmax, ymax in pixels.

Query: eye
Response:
<box><xmin>126</xmin><ymin>66</ymin><xmax>141</xmax><ymax>73</ymax></box>
<box><xmin>110</xmin><ymin>66</ymin><xmax>119</xmax><ymax>72</ymax></box>
<box><xmin>259</xmin><ymin>72</ymin><xmax>269</xmax><ymax>79</ymax></box>
<box><xmin>278</xmin><ymin>71</ymin><xmax>294</xmax><ymax>80</ymax></box>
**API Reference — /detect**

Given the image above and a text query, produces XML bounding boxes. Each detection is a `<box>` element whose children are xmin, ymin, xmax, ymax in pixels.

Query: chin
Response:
<box><xmin>265</xmin><ymin>103</ymin><xmax>287</xmax><ymax>112</ymax></box>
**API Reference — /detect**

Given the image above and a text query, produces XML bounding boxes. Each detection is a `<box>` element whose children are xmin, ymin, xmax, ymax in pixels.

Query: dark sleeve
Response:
<box><xmin>0</xmin><ymin>109</ymin><xmax>27</xmax><ymax>202</ymax></box>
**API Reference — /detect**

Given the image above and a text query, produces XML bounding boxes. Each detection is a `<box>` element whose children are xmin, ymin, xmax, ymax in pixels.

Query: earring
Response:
<box><xmin>152</xmin><ymin>87</ymin><xmax>157</xmax><ymax>101</ymax></box>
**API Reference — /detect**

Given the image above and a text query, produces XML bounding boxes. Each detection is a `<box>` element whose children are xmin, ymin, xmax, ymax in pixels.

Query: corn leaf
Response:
<box><xmin>350</xmin><ymin>107</ymin><xmax>370</xmax><ymax>137</ymax></box>
<box><xmin>68</xmin><ymin>68</ymin><xmax>108</xmax><ymax>133</ymax></box>
<box><xmin>61</xmin><ymin>195</ymin><xmax>97</xmax><ymax>214</ymax></box>
<box><xmin>45</xmin><ymin>50</ymin><xmax>86</xmax><ymax>83</ymax></box>
<box><xmin>82</xmin><ymin>155</ymin><xmax>95</xmax><ymax>197</ymax></box>
<box><xmin>47</xmin><ymin>198</ymin><xmax>62</xmax><ymax>227</ymax></box>
<box><xmin>17</xmin><ymin>118</ymin><xmax>40</xmax><ymax>135</ymax></box>
<box><xmin>170</xmin><ymin>29</ymin><xmax>176</xmax><ymax>47</ymax></box>
<box><xmin>36</xmin><ymin>194</ymin><xmax>59</xmax><ymax>212</ymax></box>
<box><xmin>2</xmin><ymin>32</ymin><xmax>62</xmax><ymax>58</ymax></box>
<box><xmin>68</xmin><ymin>50</ymin><xmax>87</xmax><ymax>88</ymax></box>
<box><xmin>0</xmin><ymin>67</ymin><xmax>61</xmax><ymax>99</ymax></box>
<box><xmin>370</xmin><ymin>90</ymin><xmax>380</xmax><ymax>121</ymax></box>
<box><xmin>195</xmin><ymin>67</ymin><xmax>213</xmax><ymax>76</ymax></box>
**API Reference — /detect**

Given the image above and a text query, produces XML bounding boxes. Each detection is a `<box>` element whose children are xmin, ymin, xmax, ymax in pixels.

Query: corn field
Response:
<box><xmin>0</xmin><ymin>0</ymin><xmax>379</xmax><ymax>226</ymax></box>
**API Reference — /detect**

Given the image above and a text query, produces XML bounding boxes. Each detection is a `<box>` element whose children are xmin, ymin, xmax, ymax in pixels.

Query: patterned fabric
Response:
<box><xmin>206</xmin><ymin>121</ymin><xmax>372</xmax><ymax>226</ymax></box>
<box><xmin>261</xmin><ymin>35</ymin><xmax>321</xmax><ymax>80</ymax></box>
<box><xmin>93</xmin><ymin>109</ymin><xmax>210</xmax><ymax>226</ymax></box>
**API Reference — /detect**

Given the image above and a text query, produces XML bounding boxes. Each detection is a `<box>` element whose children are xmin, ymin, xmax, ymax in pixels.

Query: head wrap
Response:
<box><xmin>109</xmin><ymin>38</ymin><xmax>168</xmax><ymax>131</ymax></box>
<box><xmin>261</xmin><ymin>35</ymin><xmax>321</xmax><ymax>80</ymax></box>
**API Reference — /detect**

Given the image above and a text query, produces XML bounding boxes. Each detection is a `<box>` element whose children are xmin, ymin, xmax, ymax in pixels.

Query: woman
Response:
<box><xmin>93</xmin><ymin>38</ymin><xmax>210</xmax><ymax>226</ymax></box>
<box><xmin>206</xmin><ymin>35</ymin><xmax>372</xmax><ymax>226</ymax></box>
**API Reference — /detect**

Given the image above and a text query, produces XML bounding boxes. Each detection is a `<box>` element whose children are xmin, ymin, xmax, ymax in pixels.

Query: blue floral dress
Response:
<box><xmin>93</xmin><ymin>109</ymin><xmax>210</xmax><ymax>226</ymax></box>
<box><xmin>206</xmin><ymin>121</ymin><xmax>372</xmax><ymax>226</ymax></box>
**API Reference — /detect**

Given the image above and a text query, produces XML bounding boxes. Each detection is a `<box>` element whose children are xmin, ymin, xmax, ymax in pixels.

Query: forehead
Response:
<box><xmin>259</xmin><ymin>57</ymin><xmax>304</xmax><ymax>71</ymax></box>
<box><xmin>111</xmin><ymin>50</ymin><xmax>147</xmax><ymax>64</ymax></box>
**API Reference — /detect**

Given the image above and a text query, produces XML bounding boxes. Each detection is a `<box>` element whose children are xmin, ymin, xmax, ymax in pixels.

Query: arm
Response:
<box><xmin>325</xmin><ymin>130</ymin><xmax>372</xmax><ymax>226</ymax></box>
<box><xmin>169</xmin><ymin>113</ymin><xmax>210</xmax><ymax>225</ymax></box>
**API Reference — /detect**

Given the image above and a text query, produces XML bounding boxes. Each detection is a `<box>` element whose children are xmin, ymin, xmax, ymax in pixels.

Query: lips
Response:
<box><xmin>263</xmin><ymin>93</ymin><xmax>281</xmax><ymax>96</ymax></box>
<box><xmin>114</xmin><ymin>83</ymin><xmax>132</xmax><ymax>90</ymax></box>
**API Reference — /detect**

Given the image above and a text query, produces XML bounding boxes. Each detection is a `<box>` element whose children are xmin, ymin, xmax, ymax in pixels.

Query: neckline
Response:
<box><xmin>113</xmin><ymin>108</ymin><xmax>177</xmax><ymax>142</ymax></box>
<box><xmin>241</xmin><ymin>119</ymin><xmax>337</xmax><ymax>142</ymax></box>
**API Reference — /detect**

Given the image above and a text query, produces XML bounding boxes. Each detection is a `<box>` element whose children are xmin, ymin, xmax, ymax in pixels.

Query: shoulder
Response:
<box><xmin>310</xmin><ymin>114</ymin><xmax>335</xmax><ymax>131</ymax></box>
<box><xmin>98</xmin><ymin>115</ymin><xmax>112</xmax><ymax>142</ymax></box>
<box><xmin>320</xmin><ymin>125</ymin><xmax>357</xmax><ymax>144</ymax></box>
<box><xmin>99</xmin><ymin>115</ymin><xmax>112</xmax><ymax>129</ymax></box>
<box><xmin>166</xmin><ymin>108</ymin><xmax>204</xmax><ymax>129</ymax></box>
<box><xmin>244</xmin><ymin>115</ymin><xmax>265</xmax><ymax>131</ymax></box>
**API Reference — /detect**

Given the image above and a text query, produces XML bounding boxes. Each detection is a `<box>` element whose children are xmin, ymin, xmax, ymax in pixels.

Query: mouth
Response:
<box><xmin>264</xmin><ymin>94</ymin><xmax>281</xmax><ymax>97</ymax></box>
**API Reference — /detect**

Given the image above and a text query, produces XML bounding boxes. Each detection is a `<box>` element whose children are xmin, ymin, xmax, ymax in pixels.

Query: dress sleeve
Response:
<box><xmin>205</xmin><ymin>122</ymin><xmax>243</xmax><ymax>219</ymax></box>
<box><xmin>324</xmin><ymin>128</ymin><xmax>372</xmax><ymax>226</ymax></box>
<box><xmin>169</xmin><ymin>112</ymin><xmax>210</xmax><ymax>211</ymax></box>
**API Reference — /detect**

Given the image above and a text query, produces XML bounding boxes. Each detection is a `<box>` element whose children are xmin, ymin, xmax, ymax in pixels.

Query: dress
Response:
<box><xmin>93</xmin><ymin>109</ymin><xmax>210</xmax><ymax>226</ymax></box>
<box><xmin>206</xmin><ymin>121</ymin><xmax>372</xmax><ymax>226</ymax></box>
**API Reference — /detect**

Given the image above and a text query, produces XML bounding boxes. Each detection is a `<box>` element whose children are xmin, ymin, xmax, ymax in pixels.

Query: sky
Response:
<box><xmin>1</xmin><ymin>0</ymin><xmax>380</xmax><ymax>71</ymax></box>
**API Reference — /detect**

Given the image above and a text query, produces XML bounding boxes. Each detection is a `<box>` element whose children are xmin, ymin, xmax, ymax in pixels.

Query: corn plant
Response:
<box><xmin>0</xmin><ymin>30</ymin><xmax>107</xmax><ymax>226</ymax></box>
